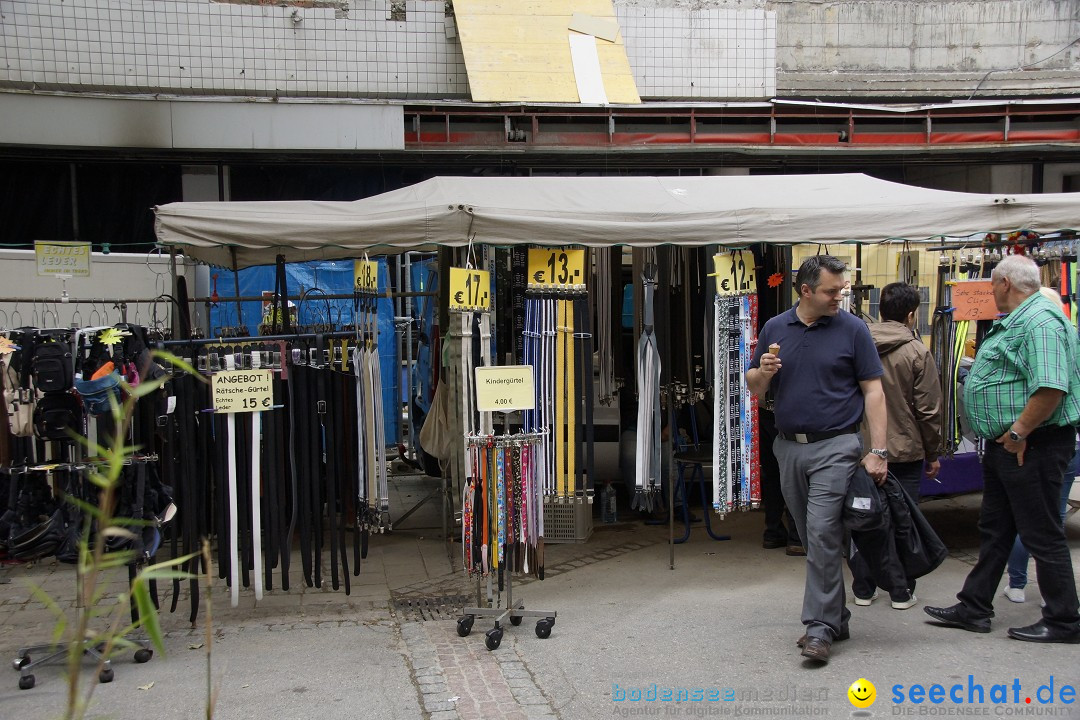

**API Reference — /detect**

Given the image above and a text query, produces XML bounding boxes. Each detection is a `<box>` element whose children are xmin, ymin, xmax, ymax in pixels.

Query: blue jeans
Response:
<box><xmin>1006</xmin><ymin>440</ymin><xmax>1079</xmax><ymax>589</ymax></box>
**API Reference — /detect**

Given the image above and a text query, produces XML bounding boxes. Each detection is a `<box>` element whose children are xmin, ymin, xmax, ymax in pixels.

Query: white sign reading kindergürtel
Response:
<box><xmin>475</xmin><ymin>366</ymin><xmax>535</xmax><ymax>412</ymax></box>
<box><xmin>35</xmin><ymin>241</ymin><xmax>91</xmax><ymax>277</ymax></box>
<box><xmin>212</xmin><ymin>370</ymin><xmax>274</xmax><ymax>413</ymax></box>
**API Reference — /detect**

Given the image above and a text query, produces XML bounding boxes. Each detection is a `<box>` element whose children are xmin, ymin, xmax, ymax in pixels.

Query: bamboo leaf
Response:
<box><xmin>132</xmin><ymin>580</ymin><xmax>166</xmax><ymax>655</ymax></box>
<box><xmin>100</xmin><ymin>526</ymin><xmax>137</xmax><ymax>541</ymax></box>
<box><xmin>154</xmin><ymin>350</ymin><xmax>208</xmax><ymax>384</ymax></box>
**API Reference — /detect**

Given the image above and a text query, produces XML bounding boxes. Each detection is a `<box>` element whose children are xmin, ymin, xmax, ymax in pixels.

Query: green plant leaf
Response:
<box><xmin>124</xmin><ymin>377</ymin><xmax>167</xmax><ymax>399</ymax></box>
<box><xmin>131</xmin><ymin>579</ymin><xmax>166</xmax><ymax>655</ymax></box>
<box><xmin>153</xmin><ymin>349</ymin><xmax>208</xmax><ymax>383</ymax></box>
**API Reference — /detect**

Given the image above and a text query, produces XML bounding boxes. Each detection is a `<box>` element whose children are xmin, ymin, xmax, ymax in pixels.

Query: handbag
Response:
<box><xmin>842</xmin><ymin>466</ymin><xmax>886</xmax><ymax>532</ymax></box>
<box><xmin>887</xmin><ymin>477</ymin><xmax>948</xmax><ymax>579</ymax></box>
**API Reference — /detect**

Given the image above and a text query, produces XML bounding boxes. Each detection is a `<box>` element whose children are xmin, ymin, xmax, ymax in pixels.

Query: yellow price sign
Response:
<box><xmin>353</xmin><ymin>259</ymin><xmax>379</xmax><ymax>293</ymax></box>
<box><xmin>712</xmin><ymin>251</ymin><xmax>757</xmax><ymax>296</ymax></box>
<box><xmin>527</xmin><ymin>248</ymin><xmax>585</xmax><ymax>290</ymax></box>
<box><xmin>448</xmin><ymin>267</ymin><xmax>491</xmax><ymax>312</ymax></box>
<box><xmin>36</xmin><ymin>241</ymin><xmax>91</xmax><ymax>277</ymax></box>
<box><xmin>212</xmin><ymin>370</ymin><xmax>275</xmax><ymax>414</ymax></box>
<box><xmin>475</xmin><ymin>366</ymin><xmax>535</xmax><ymax>412</ymax></box>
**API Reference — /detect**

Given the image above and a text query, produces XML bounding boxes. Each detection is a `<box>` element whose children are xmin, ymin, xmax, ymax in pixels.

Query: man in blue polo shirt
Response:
<box><xmin>747</xmin><ymin>255</ymin><xmax>888</xmax><ymax>664</ymax></box>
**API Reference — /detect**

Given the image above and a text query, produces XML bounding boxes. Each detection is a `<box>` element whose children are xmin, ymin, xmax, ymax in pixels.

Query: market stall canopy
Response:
<box><xmin>155</xmin><ymin>173</ymin><xmax>1079</xmax><ymax>269</ymax></box>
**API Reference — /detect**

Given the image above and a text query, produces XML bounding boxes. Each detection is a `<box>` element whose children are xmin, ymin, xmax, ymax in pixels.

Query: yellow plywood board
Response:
<box><xmin>569</xmin><ymin>13</ymin><xmax>620</xmax><ymax>43</ymax></box>
<box><xmin>453</xmin><ymin>0</ymin><xmax>640</xmax><ymax>104</ymax></box>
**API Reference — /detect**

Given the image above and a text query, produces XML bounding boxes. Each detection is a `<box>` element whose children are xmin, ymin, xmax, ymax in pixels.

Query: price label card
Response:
<box><xmin>212</xmin><ymin>369</ymin><xmax>275</xmax><ymax>413</ymax></box>
<box><xmin>353</xmin><ymin>259</ymin><xmax>379</xmax><ymax>293</ymax></box>
<box><xmin>448</xmin><ymin>267</ymin><xmax>491</xmax><ymax>312</ymax></box>
<box><xmin>527</xmin><ymin>248</ymin><xmax>585</xmax><ymax>290</ymax></box>
<box><xmin>952</xmin><ymin>280</ymin><xmax>997</xmax><ymax>320</ymax></box>
<box><xmin>36</xmin><ymin>241</ymin><xmax>91</xmax><ymax>277</ymax></box>
<box><xmin>712</xmin><ymin>250</ymin><xmax>757</xmax><ymax>295</ymax></box>
<box><xmin>475</xmin><ymin>365</ymin><xmax>535</xmax><ymax>412</ymax></box>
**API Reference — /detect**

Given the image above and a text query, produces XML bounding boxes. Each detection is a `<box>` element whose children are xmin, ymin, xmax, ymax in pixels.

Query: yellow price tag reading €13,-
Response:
<box><xmin>527</xmin><ymin>248</ymin><xmax>585</xmax><ymax>290</ymax></box>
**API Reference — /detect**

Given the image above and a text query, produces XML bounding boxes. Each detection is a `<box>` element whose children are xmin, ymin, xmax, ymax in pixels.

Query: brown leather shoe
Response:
<box><xmin>800</xmin><ymin>637</ymin><xmax>830</xmax><ymax>662</ymax></box>
<box><xmin>786</xmin><ymin>544</ymin><xmax>807</xmax><ymax>556</ymax></box>
<box><xmin>796</xmin><ymin>625</ymin><xmax>849</xmax><ymax>648</ymax></box>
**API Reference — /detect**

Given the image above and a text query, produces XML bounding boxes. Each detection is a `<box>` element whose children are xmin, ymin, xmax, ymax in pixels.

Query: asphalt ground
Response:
<box><xmin>1</xmin><ymin>477</ymin><xmax>1079</xmax><ymax>720</ymax></box>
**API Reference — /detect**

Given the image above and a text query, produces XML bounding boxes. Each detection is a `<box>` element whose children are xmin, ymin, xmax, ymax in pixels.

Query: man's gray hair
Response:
<box><xmin>992</xmin><ymin>254</ymin><xmax>1041</xmax><ymax>293</ymax></box>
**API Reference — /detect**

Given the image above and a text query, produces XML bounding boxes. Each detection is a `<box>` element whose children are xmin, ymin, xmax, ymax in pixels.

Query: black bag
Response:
<box><xmin>33</xmin><ymin>392</ymin><xmax>83</xmax><ymax>441</ymax></box>
<box><xmin>843</xmin><ymin>467</ymin><xmax>885</xmax><ymax>532</ymax></box>
<box><xmin>31</xmin><ymin>341</ymin><xmax>74</xmax><ymax>392</ymax></box>
<box><xmin>888</xmin><ymin>478</ymin><xmax>949</xmax><ymax>579</ymax></box>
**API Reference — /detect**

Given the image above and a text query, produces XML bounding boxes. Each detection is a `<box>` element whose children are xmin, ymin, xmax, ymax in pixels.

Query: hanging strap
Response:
<box><xmin>271</xmin><ymin>254</ymin><xmax>292</xmax><ymax>335</ymax></box>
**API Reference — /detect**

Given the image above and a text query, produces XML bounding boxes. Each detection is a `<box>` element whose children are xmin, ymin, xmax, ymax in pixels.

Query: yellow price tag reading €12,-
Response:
<box><xmin>711</xmin><ymin>251</ymin><xmax>757</xmax><ymax>295</ymax></box>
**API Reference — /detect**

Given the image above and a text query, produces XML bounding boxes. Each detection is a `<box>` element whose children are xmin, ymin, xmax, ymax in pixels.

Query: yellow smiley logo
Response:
<box><xmin>848</xmin><ymin>678</ymin><xmax>876</xmax><ymax>708</ymax></box>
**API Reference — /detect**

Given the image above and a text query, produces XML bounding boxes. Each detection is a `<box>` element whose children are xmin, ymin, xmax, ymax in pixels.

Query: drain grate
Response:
<box><xmin>393</xmin><ymin>594</ymin><xmax>473</xmax><ymax>622</ymax></box>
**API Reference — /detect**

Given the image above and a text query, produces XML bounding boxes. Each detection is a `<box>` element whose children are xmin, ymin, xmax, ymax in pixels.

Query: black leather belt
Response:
<box><xmin>777</xmin><ymin>425</ymin><xmax>859</xmax><ymax>444</ymax></box>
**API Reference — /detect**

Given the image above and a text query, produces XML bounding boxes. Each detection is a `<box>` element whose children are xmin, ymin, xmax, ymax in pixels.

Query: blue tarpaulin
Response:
<box><xmin>210</xmin><ymin>260</ymin><xmax>399</xmax><ymax>444</ymax></box>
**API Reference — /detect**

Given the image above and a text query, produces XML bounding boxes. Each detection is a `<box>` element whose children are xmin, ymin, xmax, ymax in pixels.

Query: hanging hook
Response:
<box><xmin>43</xmin><ymin>301</ymin><xmax>59</xmax><ymax>328</ymax></box>
<box><xmin>70</xmin><ymin>305</ymin><xmax>83</xmax><ymax>328</ymax></box>
<box><xmin>10</xmin><ymin>300</ymin><xmax>22</xmax><ymax>328</ymax></box>
<box><xmin>101</xmin><ymin>299</ymin><xmax>110</xmax><ymax>326</ymax></box>
<box><xmin>0</xmin><ymin>308</ymin><xmax>8</xmax><ymax>331</ymax></box>
<box><xmin>31</xmin><ymin>300</ymin><xmax>40</xmax><ymax>328</ymax></box>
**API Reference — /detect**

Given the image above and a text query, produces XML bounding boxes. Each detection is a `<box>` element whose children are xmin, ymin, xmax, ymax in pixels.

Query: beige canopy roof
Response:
<box><xmin>154</xmin><ymin>173</ymin><xmax>1079</xmax><ymax>269</ymax></box>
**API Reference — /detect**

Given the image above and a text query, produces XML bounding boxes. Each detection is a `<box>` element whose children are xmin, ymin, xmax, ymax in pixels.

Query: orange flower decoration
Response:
<box><xmin>767</xmin><ymin>273</ymin><xmax>785</xmax><ymax>288</ymax></box>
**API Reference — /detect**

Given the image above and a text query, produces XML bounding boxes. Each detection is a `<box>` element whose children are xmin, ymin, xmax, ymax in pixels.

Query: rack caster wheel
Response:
<box><xmin>509</xmin><ymin>614</ymin><xmax>522</xmax><ymax>626</ymax></box>
<box><xmin>535</xmin><ymin>619</ymin><xmax>553</xmax><ymax>639</ymax></box>
<box><xmin>13</xmin><ymin>655</ymin><xmax>29</xmax><ymax>671</ymax></box>
<box><xmin>99</xmin><ymin>667</ymin><xmax>114</xmax><ymax>684</ymax></box>
<box><xmin>456</xmin><ymin>615</ymin><xmax>475</xmax><ymax>637</ymax></box>
<box><xmin>484</xmin><ymin>628</ymin><xmax>503</xmax><ymax>651</ymax></box>
<box><xmin>19</xmin><ymin>674</ymin><xmax>35</xmax><ymax>690</ymax></box>
<box><xmin>134</xmin><ymin>648</ymin><xmax>153</xmax><ymax>664</ymax></box>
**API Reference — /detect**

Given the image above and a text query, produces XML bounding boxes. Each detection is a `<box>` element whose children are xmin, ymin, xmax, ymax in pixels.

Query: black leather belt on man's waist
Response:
<box><xmin>776</xmin><ymin>424</ymin><xmax>859</xmax><ymax>444</ymax></box>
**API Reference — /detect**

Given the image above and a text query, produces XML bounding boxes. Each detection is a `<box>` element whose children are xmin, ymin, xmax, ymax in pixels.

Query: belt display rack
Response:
<box><xmin>711</xmin><ymin>252</ymin><xmax>761</xmax><ymax>519</ymax></box>
<box><xmin>458</xmin><ymin>432</ymin><xmax>556</xmax><ymax>650</ymax></box>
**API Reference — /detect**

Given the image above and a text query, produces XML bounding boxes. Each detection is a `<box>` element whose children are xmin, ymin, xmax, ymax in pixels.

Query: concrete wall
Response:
<box><xmin>2</xmin><ymin>0</ymin><xmax>1075</xmax><ymax>102</ymax></box>
<box><xmin>0</xmin><ymin>0</ymin><xmax>468</xmax><ymax>99</ymax></box>
<box><xmin>0</xmin><ymin>250</ymin><xmax>199</xmax><ymax>333</ymax></box>
<box><xmin>769</xmin><ymin>0</ymin><xmax>1080</xmax><ymax>98</ymax></box>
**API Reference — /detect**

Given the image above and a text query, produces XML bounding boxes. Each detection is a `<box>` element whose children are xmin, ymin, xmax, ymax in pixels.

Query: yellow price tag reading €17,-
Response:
<box><xmin>448</xmin><ymin>267</ymin><xmax>491</xmax><ymax>312</ymax></box>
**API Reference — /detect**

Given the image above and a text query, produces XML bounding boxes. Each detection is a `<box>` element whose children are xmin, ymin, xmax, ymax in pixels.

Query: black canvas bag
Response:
<box><xmin>31</xmin><ymin>342</ymin><xmax>74</xmax><ymax>392</ymax></box>
<box><xmin>33</xmin><ymin>392</ymin><xmax>83</xmax><ymax>441</ymax></box>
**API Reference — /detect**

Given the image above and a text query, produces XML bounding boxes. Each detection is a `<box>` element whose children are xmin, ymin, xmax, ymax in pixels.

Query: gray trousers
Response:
<box><xmin>773</xmin><ymin>432</ymin><xmax>863</xmax><ymax>642</ymax></box>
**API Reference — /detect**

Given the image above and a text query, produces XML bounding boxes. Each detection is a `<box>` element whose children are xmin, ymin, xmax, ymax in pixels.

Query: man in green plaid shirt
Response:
<box><xmin>925</xmin><ymin>253</ymin><xmax>1080</xmax><ymax>644</ymax></box>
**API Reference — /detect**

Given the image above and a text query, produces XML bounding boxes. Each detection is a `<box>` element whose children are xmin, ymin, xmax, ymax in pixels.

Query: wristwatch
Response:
<box><xmin>869</xmin><ymin>448</ymin><xmax>888</xmax><ymax>460</ymax></box>
<box><xmin>1008</xmin><ymin>429</ymin><xmax>1026</xmax><ymax>442</ymax></box>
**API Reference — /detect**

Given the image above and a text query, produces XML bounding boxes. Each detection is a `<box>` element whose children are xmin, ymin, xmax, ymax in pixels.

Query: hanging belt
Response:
<box><xmin>564</xmin><ymin>297</ymin><xmax>576</xmax><ymax>498</ymax></box>
<box><xmin>291</xmin><ymin>362</ymin><xmax>314</xmax><ymax>586</ymax></box>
